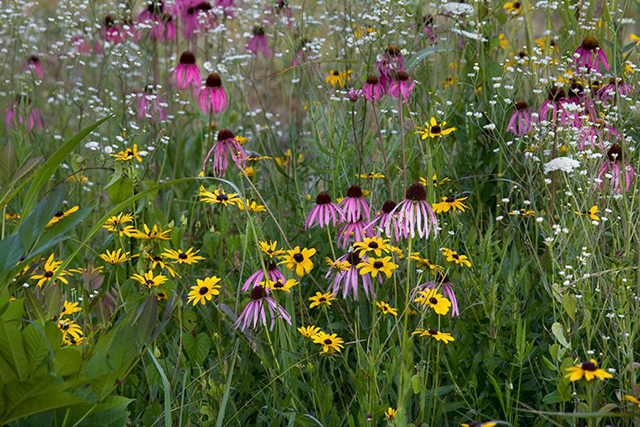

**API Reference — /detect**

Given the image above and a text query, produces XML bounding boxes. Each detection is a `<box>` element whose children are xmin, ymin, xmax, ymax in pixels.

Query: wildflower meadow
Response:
<box><xmin>1</xmin><ymin>0</ymin><xmax>639</xmax><ymax>425</ymax></box>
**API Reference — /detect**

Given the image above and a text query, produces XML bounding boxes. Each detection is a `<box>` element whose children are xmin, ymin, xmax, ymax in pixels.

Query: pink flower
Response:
<box><xmin>234</xmin><ymin>285</ymin><xmax>291</xmax><ymax>331</ymax></box>
<box><xmin>539</xmin><ymin>86</ymin><xmax>571</xmax><ymax>127</ymax></box>
<box><xmin>305</xmin><ymin>192</ymin><xmax>344</xmax><ymax>229</ymax></box>
<box><xmin>506</xmin><ymin>100</ymin><xmax>533</xmax><ymax>136</ymax></box>
<box><xmin>577</xmin><ymin>121</ymin><xmax>620</xmax><ymax>151</ymax></box>
<box><xmin>423</xmin><ymin>15</ymin><xmax>436</xmax><ymax>43</ymax></box>
<box><xmin>388</xmin><ymin>71</ymin><xmax>415</xmax><ymax>102</ymax></box>
<box><xmin>413</xmin><ymin>274</ymin><xmax>459</xmax><ymax>317</ymax></box>
<box><xmin>390</xmin><ymin>183</ymin><xmax>437</xmax><ymax>240</ymax></box>
<box><xmin>171</xmin><ymin>51</ymin><xmax>201</xmax><ymax>90</ymax></box>
<box><xmin>103</xmin><ymin>15</ymin><xmax>124</xmax><ymax>45</ymax></box>
<box><xmin>26</xmin><ymin>56</ymin><xmax>43</xmax><ymax>79</ymax></box>
<box><xmin>137</xmin><ymin>2</ymin><xmax>176</xmax><ymax>41</ymax></box>
<box><xmin>363</xmin><ymin>75</ymin><xmax>386</xmax><ymax>101</ymax></box>
<box><xmin>198</xmin><ymin>73</ymin><xmax>228</xmax><ymax>114</ymax></box>
<box><xmin>246</xmin><ymin>26</ymin><xmax>270</xmax><ymax>57</ymax></box>
<box><xmin>598</xmin><ymin>77</ymin><xmax>633</xmax><ymax>102</ymax></box>
<box><xmin>242</xmin><ymin>262</ymin><xmax>286</xmax><ymax>292</ymax></box>
<box><xmin>347</xmin><ymin>87</ymin><xmax>362</xmax><ymax>102</ymax></box>
<box><xmin>574</xmin><ymin>37</ymin><xmax>609</xmax><ymax>73</ymax></box>
<box><xmin>203</xmin><ymin>128</ymin><xmax>247</xmax><ymax>177</ymax></box>
<box><xmin>337</xmin><ymin>217</ymin><xmax>367</xmax><ymax>249</ymax></box>
<box><xmin>5</xmin><ymin>96</ymin><xmax>43</xmax><ymax>132</ymax></box>
<box><xmin>181</xmin><ymin>2</ymin><xmax>216</xmax><ymax>39</ymax></box>
<box><xmin>338</xmin><ymin>185</ymin><xmax>371</xmax><ymax>223</ymax></box>
<box><xmin>365</xmin><ymin>200</ymin><xmax>403</xmax><ymax>240</ymax></box>
<box><xmin>597</xmin><ymin>143</ymin><xmax>634</xmax><ymax>193</ymax></box>
<box><xmin>326</xmin><ymin>253</ymin><xmax>373</xmax><ymax>300</ymax></box>
<box><xmin>376</xmin><ymin>46</ymin><xmax>405</xmax><ymax>88</ymax></box>
<box><xmin>135</xmin><ymin>86</ymin><xmax>167</xmax><ymax>122</ymax></box>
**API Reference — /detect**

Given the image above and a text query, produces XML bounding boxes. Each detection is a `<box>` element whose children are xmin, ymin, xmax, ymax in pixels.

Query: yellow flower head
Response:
<box><xmin>574</xmin><ymin>205</ymin><xmax>600</xmax><ymax>221</ymax></box>
<box><xmin>308</xmin><ymin>292</ymin><xmax>336</xmax><ymax>308</ymax></box>
<box><xmin>415</xmin><ymin>289</ymin><xmax>451</xmax><ymax>315</ymax></box>
<box><xmin>433</xmin><ymin>196</ymin><xmax>469</xmax><ymax>213</ymax></box>
<box><xmin>187</xmin><ymin>276</ymin><xmax>221</xmax><ymax>305</ymax></box>
<box><xmin>415</xmin><ymin>117</ymin><xmax>456</xmax><ymax>139</ymax></box>
<box><xmin>238</xmin><ymin>200</ymin><xmax>266</xmax><ymax>213</ymax></box>
<box><xmin>262</xmin><ymin>278</ymin><xmax>298</xmax><ymax>293</ymax></box>
<box><xmin>325</xmin><ymin>70</ymin><xmax>351</xmax><ymax>88</ymax></box>
<box><xmin>419</xmin><ymin>328</ymin><xmax>455</xmax><ymax>343</ymax></box>
<box><xmin>312</xmin><ymin>331</ymin><xmax>344</xmax><ymax>354</ymax></box>
<box><xmin>47</xmin><ymin>206</ymin><xmax>79</xmax><ymax>226</ymax></box>
<box><xmin>60</xmin><ymin>301</ymin><xmax>81</xmax><ymax>318</ymax></box>
<box><xmin>103</xmin><ymin>213</ymin><xmax>136</xmax><ymax>237</ymax></box>
<box><xmin>280</xmin><ymin>247</ymin><xmax>316</xmax><ymax>277</ymax></box>
<box><xmin>384</xmin><ymin>407</ymin><xmax>396</xmax><ymax>420</ymax></box>
<box><xmin>353</xmin><ymin>236</ymin><xmax>390</xmax><ymax>258</ymax></box>
<box><xmin>162</xmin><ymin>247</ymin><xmax>205</xmax><ymax>265</ymax></box>
<box><xmin>131</xmin><ymin>270</ymin><xmax>168</xmax><ymax>288</ymax></box>
<box><xmin>565</xmin><ymin>359</ymin><xmax>613</xmax><ymax>382</ymax></box>
<box><xmin>326</xmin><ymin>257</ymin><xmax>350</xmax><ymax>272</ymax></box>
<box><xmin>129</xmin><ymin>224</ymin><xmax>172</xmax><ymax>240</ymax></box>
<box><xmin>30</xmin><ymin>254</ymin><xmax>71</xmax><ymax>287</ymax></box>
<box><xmin>259</xmin><ymin>241</ymin><xmax>285</xmax><ymax>258</ymax></box>
<box><xmin>298</xmin><ymin>325</ymin><xmax>321</xmax><ymax>338</ymax></box>
<box><xmin>111</xmin><ymin>144</ymin><xmax>142</xmax><ymax>162</ymax></box>
<box><xmin>375</xmin><ymin>301</ymin><xmax>398</xmax><ymax>316</ymax></box>
<box><xmin>99</xmin><ymin>249</ymin><xmax>130</xmax><ymax>265</ymax></box>
<box><xmin>357</xmin><ymin>256</ymin><xmax>397</xmax><ymax>279</ymax></box>
<box><xmin>199</xmin><ymin>187</ymin><xmax>240</xmax><ymax>207</ymax></box>
<box><xmin>504</xmin><ymin>0</ymin><xmax>523</xmax><ymax>15</ymax></box>
<box><xmin>441</xmin><ymin>248</ymin><xmax>472</xmax><ymax>267</ymax></box>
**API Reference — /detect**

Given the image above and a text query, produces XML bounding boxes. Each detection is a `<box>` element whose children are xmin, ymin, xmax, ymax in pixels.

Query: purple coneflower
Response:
<box><xmin>577</xmin><ymin>121</ymin><xmax>621</xmax><ymax>151</ymax></box>
<box><xmin>246</xmin><ymin>26</ymin><xmax>270</xmax><ymax>58</ymax></box>
<box><xmin>136</xmin><ymin>85</ymin><xmax>167</xmax><ymax>122</ymax></box>
<box><xmin>539</xmin><ymin>86</ymin><xmax>570</xmax><ymax>126</ymax></box>
<box><xmin>366</xmin><ymin>200</ymin><xmax>403</xmax><ymax>240</ymax></box>
<box><xmin>181</xmin><ymin>2</ymin><xmax>216</xmax><ymax>39</ymax></box>
<box><xmin>26</xmin><ymin>56</ymin><xmax>43</xmax><ymax>79</ymax></box>
<box><xmin>338</xmin><ymin>185</ymin><xmax>371</xmax><ymax>223</ymax></box>
<box><xmin>597</xmin><ymin>143</ymin><xmax>634</xmax><ymax>193</ymax></box>
<box><xmin>363</xmin><ymin>75</ymin><xmax>386</xmax><ymax>101</ymax></box>
<box><xmin>138</xmin><ymin>3</ymin><xmax>176</xmax><ymax>41</ymax></box>
<box><xmin>242</xmin><ymin>261</ymin><xmax>286</xmax><ymax>291</ymax></box>
<box><xmin>103</xmin><ymin>15</ymin><xmax>124</xmax><ymax>45</ymax></box>
<box><xmin>234</xmin><ymin>285</ymin><xmax>291</xmax><ymax>331</ymax></box>
<box><xmin>506</xmin><ymin>100</ymin><xmax>532</xmax><ymax>136</ymax></box>
<box><xmin>388</xmin><ymin>71</ymin><xmax>415</xmax><ymax>102</ymax></box>
<box><xmin>574</xmin><ymin>37</ymin><xmax>609</xmax><ymax>73</ymax></box>
<box><xmin>390</xmin><ymin>183</ymin><xmax>437</xmax><ymax>239</ymax></box>
<box><xmin>171</xmin><ymin>51</ymin><xmax>201</xmax><ymax>90</ymax></box>
<box><xmin>598</xmin><ymin>77</ymin><xmax>633</xmax><ymax>102</ymax></box>
<box><xmin>5</xmin><ymin>95</ymin><xmax>43</xmax><ymax>131</ymax></box>
<box><xmin>413</xmin><ymin>273</ymin><xmax>459</xmax><ymax>317</ymax></box>
<box><xmin>326</xmin><ymin>253</ymin><xmax>373</xmax><ymax>300</ymax></box>
<box><xmin>423</xmin><ymin>15</ymin><xmax>436</xmax><ymax>43</ymax></box>
<box><xmin>199</xmin><ymin>73</ymin><xmax>228</xmax><ymax>114</ymax></box>
<box><xmin>305</xmin><ymin>192</ymin><xmax>344</xmax><ymax>229</ymax></box>
<box><xmin>337</xmin><ymin>217</ymin><xmax>367</xmax><ymax>249</ymax></box>
<box><xmin>203</xmin><ymin>128</ymin><xmax>247</xmax><ymax>176</ymax></box>
<box><xmin>376</xmin><ymin>46</ymin><xmax>405</xmax><ymax>88</ymax></box>
<box><xmin>347</xmin><ymin>87</ymin><xmax>362</xmax><ymax>102</ymax></box>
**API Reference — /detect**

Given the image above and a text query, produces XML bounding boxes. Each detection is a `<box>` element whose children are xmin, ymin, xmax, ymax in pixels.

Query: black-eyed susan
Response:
<box><xmin>503</xmin><ymin>0</ymin><xmax>523</xmax><ymax>15</ymax></box>
<box><xmin>155</xmin><ymin>290</ymin><xmax>169</xmax><ymax>301</ymax></box>
<box><xmin>325</xmin><ymin>69</ymin><xmax>351</xmax><ymax>88</ymax></box>
<box><xmin>99</xmin><ymin>249</ymin><xmax>130</xmax><ymax>265</ymax></box>
<box><xmin>60</xmin><ymin>300</ymin><xmax>81</xmax><ymax>318</ymax></box>
<box><xmin>111</xmin><ymin>144</ymin><xmax>142</xmax><ymax>162</ymax></box>
<box><xmin>198</xmin><ymin>187</ymin><xmax>240</xmax><ymax>207</ymax></box>
<box><xmin>63</xmin><ymin>332</ymin><xmax>84</xmax><ymax>346</ymax></box>
<box><xmin>353</xmin><ymin>236</ymin><xmax>390</xmax><ymax>258</ymax></box>
<box><xmin>461</xmin><ymin>422</ymin><xmax>499</xmax><ymax>427</ymax></box>
<box><xmin>441</xmin><ymin>248</ymin><xmax>472</xmax><ymax>268</ymax></box>
<box><xmin>433</xmin><ymin>196</ymin><xmax>469</xmax><ymax>213</ymax></box>
<box><xmin>384</xmin><ymin>407</ymin><xmax>396</xmax><ymax>420</ymax></box>
<box><xmin>131</xmin><ymin>270</ymin><xmax>168</xmax><ymax>288</ymax></box>
<box><xmin>564</xmin><ymin>359</ymin><xmax>613</xmax><ymax>382</ymax></box>
<box><xmin>419</xmin><ymin>174</ymin><xmax>450</xmax><ymax>188</ymax></box>
<box><xmin>30</xmin><ymin>254</ymin><xmax>71</xmax><ymax>287</ymax></box>
<box><xmin>575</xmin><ymin>206</ymin><xmax>600</xmax><ymax>221</ymax></box>
<box><xmin>103</xmin><ymin>213</ymin><xmax>136</xmax><ymax>236</ymax></box>
<box><xmin>415</xmin><ymin>117</ymin><xmax>455</xmax><ymax>139</ymax></box>
<box><xmin>357</xmin><ymin>256</ymin><xmax>397</xmax><ymax>279</ymax></box>
<box><xmin>187</xmin><ymin>276</ymin><xmax>221</xmax><ymax>305</ymax></box>
<box><xmin>145</xmin><ymin>253</ymin><xmax>178</xmax><ymax>277</ymax></box>
<box><xmin>280</xmin><ymin>246</ymin><xmax>316</xmax><ymax>277</ymax></box>
<box><xmin>312</xmin><ymin>331</ymin><xmax>344</xmax><ymax>353</ymax></box>
<box><xmin>5</xmin><ymin>212</ymin><xmax>20</xmax><ymax>222</ymax></box>
<box><xmin>298</xmin><ymin>325</ymin><xmax>321</xmax><ymax>338</ymax></box>
<box><xmin>509</xmin><ymin>208</ymin><xmax>535</xmax><ymax>216</ymax></box>
<box><xmin>47</xmin><ymin>206</ymin><xmax>79</xmax><ymax>226</ymax></box>
<box><xmin>237</xmin><ymin>200</ymin><xmax>266</xmax><ymax>213</ymax></box>
<box><xmin>309</xmin><ymin>291</ymin><xmax>336</xmax><ymax>308</ymax></box>
<box><xmin>263</xmin><ymin>278</ymin><xmax>298</xmax><ymax>293</ymax></box>
<box><xmin>389</xmin><ymin>245</ymin><xmax>405</xmax><ymax>259</ymax></box>
<box><xmin>376</xmin><ymin>300</ymin><xmax>398</xmax><ymax>316</ymax></box>
<box><xmin>419</xmin><ymin>328</ymin><xmax>455</xmax><ymax>343</ymax></box>
<box><xmin>356</xmin><ymin>172</ymin><xmax>385</xmax><ymax>179</ymax></box>
<box><xmin>409</xmin><ymin>253</ymin><xmax>442</xmax><ymax>273</ymax></box>
<box><xmin>162</xmin><ymin>247</ymin><xmax>205</xmax><ymax>265</ymax></box>
<box><xmin>58</xmin><ymin>319</ymin><xmax>82</xmax><ymax>340</ymax></box>
<box><xmin>129</xmin><ymin>224</ymin><xmax>172</xmax><ymax>240</ymax></box>
<box><xmin>326</xmin><ymin>256</ymin><xmax>350</xmax><ymax>273</ymax></box>
<box><xmin>415</xmin><ymin>289</ymin><xmax>451</xmax><ymax>315</ymax></box>
<box><xmin>259</xmin><ymin>241</ymin><xmax>285</xmax><ymax>258</ymax></box>
<box><xmin>624</xmin><ymin>395</ymin><xmax>640</xmax><ymax>408</ymax></box>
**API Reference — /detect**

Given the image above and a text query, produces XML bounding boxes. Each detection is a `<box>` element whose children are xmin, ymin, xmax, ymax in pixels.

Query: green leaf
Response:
<box><xmin>183</xmin><ymin>333</ymin><xmax>211</xmax><ymax>366</ymax></box>
<box><xmin>3</xmin><ymin>391</ymin><xmax>85</xmax><ymax>424</ymax></box>
<box><xmin>18</xmin><ymin>187</ymin><xmax>65</xmax><ymax>251</ymax></box>
<box><xmin>53</xmin><ymin>347</ymin><xmax>83</xmax><ymax>376</ymax></box>
<box><xmin>19</xmin><ymin>114</ymin><xmax>112</xmax><ymax>220</ymax></box>
<box><xmin>562</xmin><ymin>294</ymin><xmax>577</xmax><ymax>322</ymax></box>
<box><xmin>134</xmin><ymin>294</ymin><xmax>157</xmax><ymax>344</ymax></box>
<box><xmin>0</xmin><ymin>322</ymin><xmax>29</xmax><ymax>380</ymax></box>
<box><xmin>0</xmin><ymin>234</ymin><xmax>24</xmax><ymax>275</ymax></box>
<box><xmin>551</xmin><ymin>322</ymin><xmax>570</xmax><ymax>348</ymax></box>
<box><xmin>107</xmin><ymin>177</ymin><xmax>134</xmax><ymax>205</ymax></box>
<box><xmin>406</xmin><ymin>46</ymin><xmax>453</xmax><ymax>72</ymax></box>
<box><xmin>23</xmin><ymin>324</ymin><xmax>49</xmax><ymax>371</ymax></box>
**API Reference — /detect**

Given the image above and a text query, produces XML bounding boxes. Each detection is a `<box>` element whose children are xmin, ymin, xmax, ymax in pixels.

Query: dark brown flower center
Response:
<box><xmin>251</xmin><ymin>285</ymin><xmax>266</xmax><ymax>300</ymax></box>
<box><xmin>431</xmin><ymin>125</ymin><xmax>441</xmax><ymax>134</ymax></box>
<box><xmin>347</xmin><ymin>253</ymin><xmax>361</xmax><ymax>265</ymax></box>
<box><xmin>324</xmin><ymin>338</ymin><xmax>332</xmax><ymax>344</ymax></box>
<box><xmin>316</xmin><ymin>192</ymin><xmax>332</xmax><ymax>205</ymax></box>
<box><xmin>146</xmin><ymin>279</ymin><xmax>155</xmax><ymax>285</ymax></box>
<box><xmin>373</xmin><ymin>261</ymin><xmax>383</xmax><ymax>269</ymax></box>
<box><xmin>179</xmin><ymin>51</ymin><xmax>196</xmax><ymax>64</ymax></box>
<box><xmin>218</xmin><ymin>128</ymin><xmax>235</xmax><ymax>141</ymax></box>
<box><xmin>429</xmin><ymin>297</ymin><xmax>438</xmax><ymax>304</ymax></box>
<box><xmin>381</xmin><ymin>200</ymin><xmax>396</xmax><ymax>213</ymax></box>
<box><xmin>518</xmin><ymin>50</ymin><xmax>527</xmax><ymax>58</ymax></box>
<box><xmin>581</xmin><ymin>361</ymin><xmax>597</xmax><ymax>371</ymax></box>
<box><xmin>366</xmin><ymin>75</ymin><xmax>379</xmax><ymax>85</ymax></box>
<box><xmin>347</xmin><ymin>185</ymin><xmax>363</xmax><ymax>198</ymax></box>
<box><xmin>368</xmin><ymin>241</ymin><xmax>379</xmax><ymax>249</ymax></box>
<box><xmin>147</xmin><ymin>1</ymin><xmax>164</xmax><ymax>14</ymax></box>
<box><xmin>581</xmin><ymin>37</ymin><xmax>599</xmax><ymax>50</ymax></box>
<box><xmin>293</xmin><ymin>253</ymin><xmax>304</xmax><ymax>263</ymax></box>
<box><xmin>396</xmin><ymin>71</ymin><xmax>409</xmax><ymax>81</ymax></box>
<box><xmin>253</xmin><ymin>26</ymin><xmax>265</xmax><ymax>36</ymax></box>
<box><xmin>206</xmin><ymin>73</ymin><xmax>222</xmax><ymax>88</ymax></box>
<box><xmin>319</xmin><ymin>297</ymin><xmax>326</xmax><ymax>302</ymax></box>
<box><xmin>267</xmin><ymin>261</ymin><xmax>277</xmax><ymax>271</ymax></box>
<box><xmin>178</xmin><ymin>253</ymin><xmax>188</xmax><ymax>259</ymax></box>
<box><xmin>273</xmin><ymin>281</ymin><xmax>284</xmax><ymax>288</ymax></box>
<box><xmin>196</xmin><ymin>1</ymin><xmax>212</xmax><ymax>11</ymax></box>
<box><xmin>405</xmin><ymin>183</ymin><xmax>427</xmax><ymax>201</ymax></box>
<box><xmin>548</xmin><ymin>86</ymin><xmax>566</xmax><ymax>102</ymax></box>
<box><xmin>607</xmin><ymin>143</ymin><xmax>623</xmax><ymax>162</ymax></box>
<box><xmin>199</xmin><ymin>286</ymin><xmax>209</xmax><ymax>295</ymax></box>
<box><xmin>445</xmin><ymin>197</ymin><xmax>455</xmax><ymax>203</ymax></box>
<box><xmin>104</xmin><ymin>15</ymin><xmax>115</xmax><ymax>28</ymax></box>
<box><xmin>515</xmin><ymin>100</ymin><xmax>528</xmax><ymax>110</ymax></box>
<box><xmin>386</xmin><ymin>45</ymin><xmax>400</xmax><ymax>56</ymax></box>
<box><xmin>45</xmin><ymin>271</ymin><xmax>54</xmax><ymax>278</ymax></box>
<box><xmin>29</xmin><ymin>55</ymin><xmax>39</xmax><ymax>63</ymax></box>
<box><xmin>427</xmin><ymin>329</ymin><xmax>438</xmax><ymax>335</ymax></box>
<box><xmin>332</xmin><ymin>70</ymin><xmax>340</xmax><ymax>76</ymax></box>
<box><xmin>55</xmin><ymin>211</ymin><xmax>64</xmax><ymax>217</ymax></box>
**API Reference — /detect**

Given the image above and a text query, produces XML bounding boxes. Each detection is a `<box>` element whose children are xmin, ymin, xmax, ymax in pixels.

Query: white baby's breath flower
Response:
<box><xmin>543</xmin><ymin>157</ymin><xmax>580</xmax><ymax>174</ymax></box>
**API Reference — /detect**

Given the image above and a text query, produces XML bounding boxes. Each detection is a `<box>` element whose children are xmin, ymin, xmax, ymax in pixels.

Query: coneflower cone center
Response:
<box><xmin>347</xmin><ymin>185</ymin><xmax>363</xmax><ymax>198</ymax></box>
<box><xmin>366</xmin><ymin>76</ymin><xmax>379</xmax><ymax>85</ymax></box>
<box><xmin>251</xmin><ymin>285</ymin><xmax>266</xmax><ymax>300</ymax></box>
<box><xmin>347</xmin><ymin>253</ymin><xmax>361</xmax><ymax>265</ymax></box>
<box><xmin>515</xmin><ymin>100</ymin><xmax>528</xmax><ymax>110</ymax></box>
<box><xmin>607</xmin><ymin>143</ymin><xmax>623</xmax><ymax>162</ymax></box>
<box><xmin>316</xmin><ymin>192</ymin><xmax>332</xmax><ymax>205</ymax></box>
<box><xmin>405</xmin><ymin>183</ymin><xmax>427</xmax><ymax>201</ymax></box>
<box><xmin>179</xmin><ymin>51</ymin><xmax>196</xmax><ymax>64</ymax></box>
<box><xmin>218</xmin><ymin>128</ymin><xmax>235</xmax><ymax>141</ymax></box>
<box><xmin>381</xmin><ymin>200</ymin><xmax>396</xmax><ymax>213</ymax></box>
<box><xmin>206</xmin><ymin>73</ymin><xmax>222</xmax><ymax>88</ymax></box>
<box><xmin>581</xmin><ymin>37</ymin><xmax>599</xmax><ymax>50</ymax></box>
<box><xmin>396</xmin><ymin>71</ymin><xmax>409</xmax><ymax>81</ymax></box>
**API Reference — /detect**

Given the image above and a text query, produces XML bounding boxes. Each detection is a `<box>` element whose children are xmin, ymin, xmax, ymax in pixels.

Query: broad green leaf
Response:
<box><xmin>134</xmin><ymin>294</ymin><xmax>157</xmax><ymax>344</ymax></box>
<box><xmin>107</xmin><ymin>177</ymin><xmax>134</xmax><ymax>205</ymax></box>
<box><xmin>183</xmin><ymin>333</ymin><xmax>211</xmax><ymax>366</ymax></box>
<box><xmin>23</xmin><ymin>324</ymin><xmax>49</xmax><ymax>371</ymax></box>
<box><xmin>0</xmin><ymin>322</ymin><xmax>29</xmax><ymax>380</ymax></box>
<box><xmin>406</xmin><ymin>46</ymin><xmax>453</xmax><ymax>72</ymax></box>
<box><xmin>551</xmin><ymin>322</ymin><xmax>570</xmax><ymax>348</ymax></box>
<box><xmin>17</xmin><ymin>187</ymin><xmax>64</xmax><ymax>251</ymax></box>
<box><xmin>3</xmin><ymin>391</ymin><xmax>85</xmax><ymax>425</ymax></box>
<box><xmin>0</xmin><ymin>234</ymin><xmax>24</xmax><ymax>275</ymax></box>
<box><xmin>53</xmin><ymin>347</ymin><xmax>83</xmax><ymax>376</ymax></box>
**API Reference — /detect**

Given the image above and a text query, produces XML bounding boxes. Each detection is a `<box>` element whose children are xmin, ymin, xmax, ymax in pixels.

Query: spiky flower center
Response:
<box><xmin>366</xmin><ymin>76</ymin><xmax>379</xmax><ymax>85</ymax></box>
<box><xmin>218</xmin><ymin>128</ymin><xmax>235</xmax><ymax>141</ymax></box>
<box><xmin>515</xmin><ymin>100</ymin><xmax>528</xmax><ymax>110</ymax></box>
<box><xmin>607</xmin><ymin>143</ymin><xmax>623</xmax><ymax>162</ymax></box>
<box><xmin>347</xmin><ymin>185</ymin><xmax>363</xmax><ymax>198</ymax></box>
<box><xmin>581</xmin><ymin>361</ymin><xmax>597</xmax><ymax>371</ymax></box>
<box><xmin>381</xmin><ymin>200</ymin><xmax>397</xmax><ymax>213</ymax></box>
<box><xmin>206</xmin><ymin>73</ymin><xmax>222</xmax><ymax>88</ymax></box>
<box><xmin>251</xmin><ymin>285</ymin><xmax>266</xmax><ymax>300</ymax></box>
<box><xmin>405</xmin><ymin>183</ymin><xmax>427</xmax><ymax>201</ymax></box>
<box><xmin>316</xmin><ymin>192</ymin><xmax>332</xmax><ymax>205</ymax></box>
<box><xmin>179</xmin><ymin>51</ymin><xmax>196</xmax><ymax>65</ymax></box>
<box><xmin>581</xmin><ymin>37</ymin><xmax>599</xmax><ymax>50</ymax></box>
<box><xmin>387</xmin><ymin>45</ymin><xmax>400</xmax><ymax>56</ymax></box>
<box><xmin>548</xmin><ymin>86</ymin><xmax>566</xmax><ymax>102</ymax></box>
<box><xmin>396</xmin><ymin>71</ymin><xmax>409</xmax><ymax>81</ymax></box>
<box><xmin>252</xmin><ymin>26</ymin><xmax>265</xmax><ymax>36</ymax></box>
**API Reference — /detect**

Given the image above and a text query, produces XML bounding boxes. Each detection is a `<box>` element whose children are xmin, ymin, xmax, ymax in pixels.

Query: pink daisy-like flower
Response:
<box><xmin>366</xmin><ymin>200</ymin><xmax>403</xmax><ymax>240</ymax></box>
<box><xmin>413</xmin><ymin>273</ymin><xmax>459</xmax><ymax>317</ymax></box>
<box><xmin>347</xmin><ymin>87</ymin><xmax>362</xmax><ymax>102</ymax></box>
<box><xmin>506</xmin><ymin>100</ymin><xmax>533</xmax><ymax>136</ymax></box>
<box><xmin>135</xmin><ymin>85</ymin><xmax>167</xmax><ymax>122</ymax></box>
<box><xmin>577</xmin><ymin>121</ymin><xmax>621</xmax><ymax>151</ymax></box>
<box><xmin>199</xmin><ymin>73</ymin><xmax>228</xmax><ymax>114</ymax></box>
<box><xmin>363</xmin><ymin>75</ymin><xmax>386</xmax><ymax>101</ymax></box>
<box><xmin>234</xmin><ymin>285</ymin><xmax>292</xmax><ymax>331</ymax></box>
<box><xmin>338</xmin><ymin>185</ymin><xmax>371</xmax><ymax>223</ymax></box>
<box><xmin>390</xmin><ymin>183</ymin><xmax>437</xmax><ymax>240</ymax></box>
<box><xmin>103</xmin><ymin>15</ymin><xmax>124</xmax><ymax>45</ymax></box>
<box><xmin>388</xmin><ymin>71</ymin><xmax>415</xmax><ymax>102</ymax></box>
<box><xmin>597</xmin><ymin>143</ymin><xmax>634</xmax><ymax>193</ymax></box>
<box><xmin>423</xmin><ymin>15</ymin><xmax>436</xmax><ymax>43</ymax></box>
<box><xmin>5</xmin><ymin>96</ymin><xmax>43</xmax><ymax>132</ymax></box>
<box><xmin>337</xmin><ymin>217</ymin><xmax>367</xmax><ymax>249</ymax></box>
<box><xmin>182</xmin><ymin>2</ymin><xmax>216</xmax><ymax>39</ymax></box>
<box><xmin>138</xmin><ymin>2</ymin><xmax>176</xmax><ymax>41</ymax></box>
<box><xmin>242</xmin><ymin>261</ymin><xmax>286</xmax><ymax>292</ymax></box>
<box><xmin>26</xmin><ymin>56</ymin><xmax>43</xmax><ymax>79</ymax></box>
<box><xmin>376</xmin><ymin>46</ymin><xmax>405</xmax><ymax>89</ymax></box>
<box><xmin>598</xmin><ymin>77</ymin><xmax>633</xmax><ymax>102</ymax></box>
<box><xmin>326</xmin><ymin>252</ymin><xmax>373</xmax><ymax>300</ymax></box>
<box><xmin>574</xmin><ymin>37</ymin><xmax>609</xmax><ymax>73</ymax></box>
<box><xmin>171</xmin><ymin>51</ymin><xmax>201</xmax><ymax>90</ymax></box>
<box><xmin>305</xmin><ymin>192</ymin><xmax>344</xmax><ymax>229</ymax></box>
<box><xmin>203</xmin><ymin>128</ymin><xmax>247</xmax><ymax>177</ymax></box>
<box><xmin>539</xmin><ymin>86</ymin><xmax>571</xmax><ymax>126</ymax></box>
<box><xmin>246</xmin><ymin>26</ymin><xmax>270</xmax><ymax>58</ymax></box>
